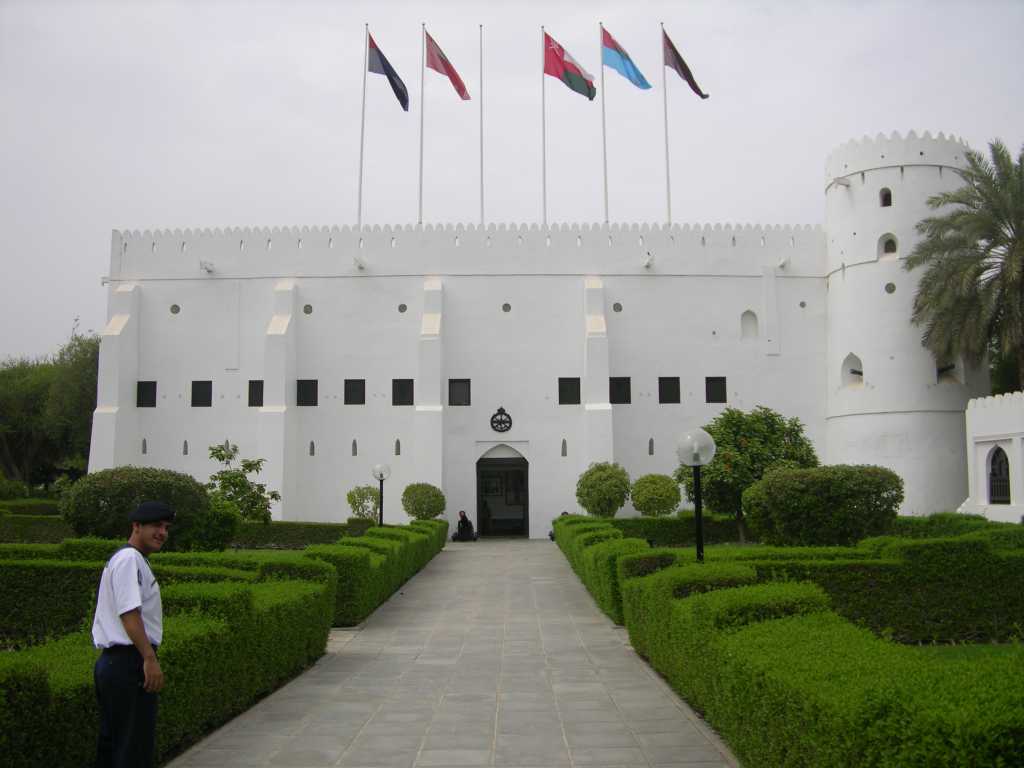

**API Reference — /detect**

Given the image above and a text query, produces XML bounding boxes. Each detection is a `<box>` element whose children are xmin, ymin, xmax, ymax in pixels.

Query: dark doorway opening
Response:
<box><xmin>476</xmin><ymin>457</ymin><xmax>529</xmax><ymax>537</ymax></box>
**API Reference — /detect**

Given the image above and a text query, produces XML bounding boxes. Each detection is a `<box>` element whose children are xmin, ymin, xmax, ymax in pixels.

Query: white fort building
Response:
<box><xmin>88</xmin><ymin>131</ymin><xmax>999</xmax><ymax>537</ymax></box>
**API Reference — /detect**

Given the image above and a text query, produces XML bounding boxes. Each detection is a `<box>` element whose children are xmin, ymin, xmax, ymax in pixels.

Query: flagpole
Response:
<box><xmin>541</xmin><ymin>25</ymin><xmax>547</xmax><ymax>228</ymax></box>
<box><xmin>599</xmin><ymin>22</ymin><xmax>609</xmax><ymax>225</ymax></box>
<box><xmin>479</xmin><ymin>24</ymin><xmax>484</xmax><ymax>227</ymax></box>
<box><xmin>661</xmin><ymin>22</ymin><xmax>672</xmax><ymax>226</ymax></box>
<box><xmin>357</xmin><ymin>24</ymin><xmax>369</xmax><ymax>230</ymax></box>
<box><xmin>418</xmin><ymin>23</ymin><xmax>426</xmax><ymax>225</ymax></box>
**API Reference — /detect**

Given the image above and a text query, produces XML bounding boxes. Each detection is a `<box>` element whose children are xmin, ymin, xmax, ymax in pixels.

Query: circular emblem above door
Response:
<box><xmin>490</xmin><ymin>407</ymin><xmax>512</xmax><ymax>433</ymax></box>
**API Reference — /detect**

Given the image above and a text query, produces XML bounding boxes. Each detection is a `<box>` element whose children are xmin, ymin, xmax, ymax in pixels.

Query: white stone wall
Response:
<box><xmin>959</xmin><ymin>392</ymin><xmax>1024</xmax><ymax>523</ymax></box>
<box><xmin>89</xmin><ymin>131</ymin><xmax>988</xmax><ymax>536</ymax></box>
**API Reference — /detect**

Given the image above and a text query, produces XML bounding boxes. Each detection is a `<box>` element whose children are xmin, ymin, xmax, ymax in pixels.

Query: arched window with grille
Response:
<box><xmin>989</xmin><ymin>446</ymin><xmax>1011</xmax><ymax>504</ymax></box>
<box><xmin>842</xmin><ymin>353</ymin><xmax>864</xmax><ymax>388</ymax></box>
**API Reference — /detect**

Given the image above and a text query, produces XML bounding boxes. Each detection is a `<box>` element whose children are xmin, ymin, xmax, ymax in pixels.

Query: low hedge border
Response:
<box><xmin>555</xmin><ymin>521</ymin><xmax>1024</xmax><ymax>767</ymax></box>
<box><xmin>0</xmin><ymin>515</ymin><xmax>74</xmax><ymax>544</ymax></box>
<box><xmin>0</xmin><ymin>499</ymin><xmax>62</xmax><ymax>516</ymax></box>
<box><xmin>0</xmin><ymin>577</ymin><xmax>334</xmax><ymax>767</ymax></box>
<box><xmin>229</xmin><ymin>520</ymin><xmax>349</xmax><ymax>549</ymax></box>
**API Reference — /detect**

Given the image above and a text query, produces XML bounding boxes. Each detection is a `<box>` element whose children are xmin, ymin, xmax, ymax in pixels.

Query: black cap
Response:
<box><xmin>129</xmin><ymin>501</ymin><xmax>175</xmax><ymax>524</ymax></box>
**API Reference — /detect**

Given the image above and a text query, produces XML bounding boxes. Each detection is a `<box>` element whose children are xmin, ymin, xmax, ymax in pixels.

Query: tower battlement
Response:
<box><xmin>825</xmin><ymin>130</ymin><xmax>969</xmax><ymax>184</ymax></box>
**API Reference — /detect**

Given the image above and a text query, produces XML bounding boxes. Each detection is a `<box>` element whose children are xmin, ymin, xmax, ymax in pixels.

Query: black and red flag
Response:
<box><xmin>663</xmin><ymin>29</ymin><xmax>709</xmax><ymax>99</ymax></box>
<box><xmin>368</xmin><ymin>33</ymin><xmax>409</xmax><ymax>111</ymax></box>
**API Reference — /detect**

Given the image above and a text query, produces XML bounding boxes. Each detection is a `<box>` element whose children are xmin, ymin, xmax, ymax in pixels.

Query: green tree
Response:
<box><xmin>45</xmin><ymin>332</ymin><xmax>100</xmax><ymax>475</ymax></box>
<box><xmin>576</xmin><ymin>462</ymin><xmax>631</xmax><ymax>518</ymax></box>
<box><xmin>905</xmin><ymin>140</ymin><xmax>1024</xmax><ymax>390</ymax></box>
<box><xmin>673</xmin><ymin>406</ymin><xmax>818</xmax><ymax>540</ymax></box>
<box><xmin>0</xmin><ymin>358</ymin><xmax>58</xmax><ymax>482</ymax></box>
<box><xmin>346</xmin><ymin>485</ymin><xmax>381</xmax><ymax>520</ymax></box>
<box><xmin>207</xmin><ymin>443</ymin><xmax>280</xmax><ymax>524</ymax></box>
<box><xmin>630</xmin><ymin>473</ymin><xmax>681</xmax><ymax>517</ymax></box>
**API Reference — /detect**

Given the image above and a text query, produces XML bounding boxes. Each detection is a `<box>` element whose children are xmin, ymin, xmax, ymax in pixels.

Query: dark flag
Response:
<box><xmin>368</xmin><ymin>33</ymin><xmax>409</xmax><ymax>111</ymax></box>
<box><xmin>663</xmin><ymin>30</ymin><xmax>709</xmax><ymax>99</ymax></box>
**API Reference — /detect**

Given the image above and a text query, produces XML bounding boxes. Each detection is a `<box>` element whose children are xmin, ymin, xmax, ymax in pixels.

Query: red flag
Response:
<box><xmin>425</xmin><ymin>30</ymin><xmax>470</xmax><ymax>100</ymax></box>
<box><xmin>543</xmin><ymin>32</ymin><xmax>596</xmax><ymax>100</ymax></box>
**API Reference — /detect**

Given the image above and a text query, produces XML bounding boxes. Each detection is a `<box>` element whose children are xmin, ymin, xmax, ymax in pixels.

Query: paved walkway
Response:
<box><xmin>168</xmin><ymin>540</ymin><xmax>738</xmax><ymax>768</ymax></box>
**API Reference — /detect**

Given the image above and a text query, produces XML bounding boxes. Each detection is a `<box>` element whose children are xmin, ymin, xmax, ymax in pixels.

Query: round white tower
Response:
<box><xmin>824</xmin><ymin>130</ymin><xmax>990</xmax><ymax>515</ymax></box>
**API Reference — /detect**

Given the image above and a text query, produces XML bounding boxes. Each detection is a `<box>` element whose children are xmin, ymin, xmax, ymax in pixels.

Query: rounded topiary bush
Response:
<box><xmin>576</xmin><ymin>462</ymin><xmax>631</xmax><ymax>518</ymax></box>
<box><xmin>401</xmin><ymin>483</ymin><xmax>446</xmax><ymax>520</ymax></box>
<box><xmin>631</xmin><ymin>473</ymin><xmax>681</xmax><ymax>517</ymax></box>
<box><xmin>743</xmin><ymin>464</ymin><xmax>904</xmax><ymax>546</ymax></box>
<box><xmin>61</xmin><ymin>466</ymin><xmax>235</xmax><ymax>551</ymax></box>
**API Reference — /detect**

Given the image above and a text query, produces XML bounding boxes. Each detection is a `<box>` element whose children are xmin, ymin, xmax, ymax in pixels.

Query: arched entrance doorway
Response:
<box><xmin>989</xmin><ymin>446</ymin><xmax>1011</xmax><ymax>504</ymax></box>
<box><xmin>476</xmin><ymin>445</ymin><xmax>529</xmax><ymax>537</ymax></box>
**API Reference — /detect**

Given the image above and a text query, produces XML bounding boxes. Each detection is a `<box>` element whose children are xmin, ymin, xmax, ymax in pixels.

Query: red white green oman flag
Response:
<box><xmin>543</xmin><ymin>33</ymin><xmax>596</xmax><ymax>100</ymax></box>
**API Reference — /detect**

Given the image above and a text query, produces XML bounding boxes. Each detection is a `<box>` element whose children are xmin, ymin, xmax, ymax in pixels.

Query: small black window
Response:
<box><xmin>609</xmin><ymin>377</ymin><xmax>631</xmax><ymax>404</ymax></box>
<box><xmin>658</xmin><ymin>377</ymin><xmax>681</xmax><ymax>404</ymax></box>
<box><xmin>297</xmin><ymin>379</ymin><xmax>318</xmax><ymax>407</ymax></box>
<box><xmin>191</xmin><ymin>380</ymin><xmax>212</xmax><ymax>407</ymax></box>
<box><xmin>705</xmin><ymin>377</ymin><xmax>727</xmax><ymax>404</ymax></box>
<box><xmin>558</xmin><ymin>377</ymin><xmax>581</xmax><ymax>405</ymax></box>
<box><xmin>344</xmin><ymin>379</ymin><xmax>366</xmax><ymax>405</ymax></box>
<box><xmin>449</xmin><ymin>379</ymin><xmax>471</xmax><ymax>406</ymax></box>
<box><xmin>880</xmin><ymin>188</ymin><xmax>892</xmax><ymax>207</ymax></box>
<box><xmin>392</xmin><ymin>379</ymin><xmax>414</xmax><ymax>406</ymax></box>
<box><xmin>248</xmin><ymin>380</ymin><xmax>264</xmax><ymax>407</ymax></box>
<box><xmin>136</xmin><ymin>381</ymin><xmax>157</xmax><ymax>408</ymax></box>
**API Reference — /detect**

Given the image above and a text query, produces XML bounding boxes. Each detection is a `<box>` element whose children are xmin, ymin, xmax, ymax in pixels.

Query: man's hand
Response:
<box><xmin>142</xmin><ymin>656</ymin><xmax>164</xmax><ymax>693</ymax></box>
<box><xmin>120</xmin><ymin>608</ymin><xmax>165</xmax><ymax>693</ymax></box>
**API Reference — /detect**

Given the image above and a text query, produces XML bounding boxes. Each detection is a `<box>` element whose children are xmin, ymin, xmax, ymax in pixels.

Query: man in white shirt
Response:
<box><xmin>92</xmin><ymin>500</ymin><xmax>174</xmax><ymax>768</ymax></box>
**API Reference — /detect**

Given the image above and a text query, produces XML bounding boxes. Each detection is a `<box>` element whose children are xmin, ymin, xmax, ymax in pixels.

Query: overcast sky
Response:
<box><xmin>2</xmin><ymin>0</ymin><xmax>1022</xmax><ymax>360</ymax></box>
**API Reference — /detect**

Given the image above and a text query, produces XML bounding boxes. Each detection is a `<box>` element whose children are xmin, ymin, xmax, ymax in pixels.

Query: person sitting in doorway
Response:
<box><xmin>452</xmin><ymin>510</ymin><xmax>478</xmax><ymax>541</ymax></box>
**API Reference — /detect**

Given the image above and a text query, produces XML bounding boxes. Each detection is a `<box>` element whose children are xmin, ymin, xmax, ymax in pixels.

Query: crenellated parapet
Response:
<box><xmin>825</xmin><ymin>130</ymin><xmax>969</xmax><ymax>185</ymax></box>
<box><xmin>110</xmin><ymin>221</ymin><xmax>825</xmax><ymax>281</ymax></box>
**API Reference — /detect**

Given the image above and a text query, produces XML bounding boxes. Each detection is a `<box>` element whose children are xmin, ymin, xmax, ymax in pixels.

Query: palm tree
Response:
<box><xmin>905</xmin><ymin>140</ymin><xmax>1024</xmax><ymax>390</ymax></box>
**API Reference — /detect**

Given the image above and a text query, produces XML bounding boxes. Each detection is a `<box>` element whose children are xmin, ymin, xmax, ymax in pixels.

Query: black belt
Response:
<box><xmin>102</xmin><ymin>644</ymin><xmax>158</xmax><ymax>655</ymax></box>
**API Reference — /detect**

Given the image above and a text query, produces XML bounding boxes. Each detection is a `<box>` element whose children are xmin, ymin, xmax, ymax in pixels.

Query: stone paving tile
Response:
<box><xmin>169</xmin><ymin>540</ymin><xmax>739</xmax><ymax>768</ymax></box>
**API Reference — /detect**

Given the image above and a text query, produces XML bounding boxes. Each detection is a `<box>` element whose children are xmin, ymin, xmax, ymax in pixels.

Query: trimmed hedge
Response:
<box><xmin>229</xmin><ymin>520</ymin><xmax>349</xmax><ymax>549</ymax></box>
<box><xmin>0</xmin><ymin>576</ymin><xmax>334</xmax><ymax>767</ymax></box>
<box><xmin>555</xmin><ymin>522</ymin><xmax>1024</xmax><ymax>767</ymax></box>
<box><xmin>609</xmin><ymin>514</ymin><xmax>740</xmax><ymax>546</ymax></box>
<box><xmin>579</xmin><ymin>537</ymin><xmax>649</xmax><ymax>623</ymax></box>
<box><xmin>364</xmin><ymin>525</ymin><xmax>433</xmax><ymax>580</ymax></box>
<box><xmin>0</xmin><ymin>514</ymin><xmax>73</xmax><ymax>543</ymax></box>
<box><xmin>706</xmin><ymin>613</ymin><xmax>1024</xmax><ymax>767</ymax></box>
<box><xmin>0</xmin><ymin>499</ymin><xmax>61</xmax><ymax>516</ymax></box>
<box><xmin>303</xmin><ymin>545</ymin><xmax>381</xmax><ymax>625</ymax></box>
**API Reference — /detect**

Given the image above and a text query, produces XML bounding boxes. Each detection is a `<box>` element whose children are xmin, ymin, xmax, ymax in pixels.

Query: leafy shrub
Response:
<box><xmin>207</xmin><ymin>443</ymin><xmax>280</xmax><ymax>524</ymax></box>
<box><xmin>576</xmin><ymin>462</ymin><xmax>630</xmax><ymax>518</ymax></box>
<box><xmin>743</xmin><ymin>464</ymin><xmax>903</xmax><ymax>546</ymax></box>
<box><xmin>400</xmin><ymin>483</ymin><xmax>446</xmax><ymax>520</ymax></box>
<box><xmin>303</xmin><ymin>545</ymin><xmax>379</xmax><ymax>625</ymax></box>
<box><xmin>579</xmin><ymin>537</ymin><xmax>650</xmax><ymax>623</ymax></box>
<box><xmin>630</xmin><ymin>474</ymin><xmax>680</xmax><ymax>517</ymax></box>
<box><xmin>60</xmin><ymin>466</ymin><xmax>231</xmax><ymax>551</ymax></box>
<box><xmin>673</xmin><ymin>406</ymin><xmax>819</xmax><ymax>537</ymax></box>
<box><xmin>345</xmin><ymin>517</ymin><xmax>376</xmax><ymax>537</ymax></box>
<box><xmin>346</xmin><ymin>485</ymin><xmax>380</xmax><ymax>521</ymax></box>
<box><xmin>0</xmin><ymin>477</ymin><xmax>30</xmax><ymax>500</ymax></box>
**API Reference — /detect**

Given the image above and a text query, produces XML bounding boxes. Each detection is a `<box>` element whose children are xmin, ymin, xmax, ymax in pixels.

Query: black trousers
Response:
<box><xmin>94</xmin><ymin>646</ymin><xmax>158</xmax><ymax>768</ymax></box>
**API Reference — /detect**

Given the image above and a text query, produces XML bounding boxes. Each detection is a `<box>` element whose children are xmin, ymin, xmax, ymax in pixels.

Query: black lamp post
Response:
<box><xmin>677</xmin><ymin>428</ymin><xmax>717</xmax><ymax>563</ymax></box>
<box><xmin>372</xmin><ymin>464</ymin><xmax>391</xmax><ymax>526</ymax></box>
